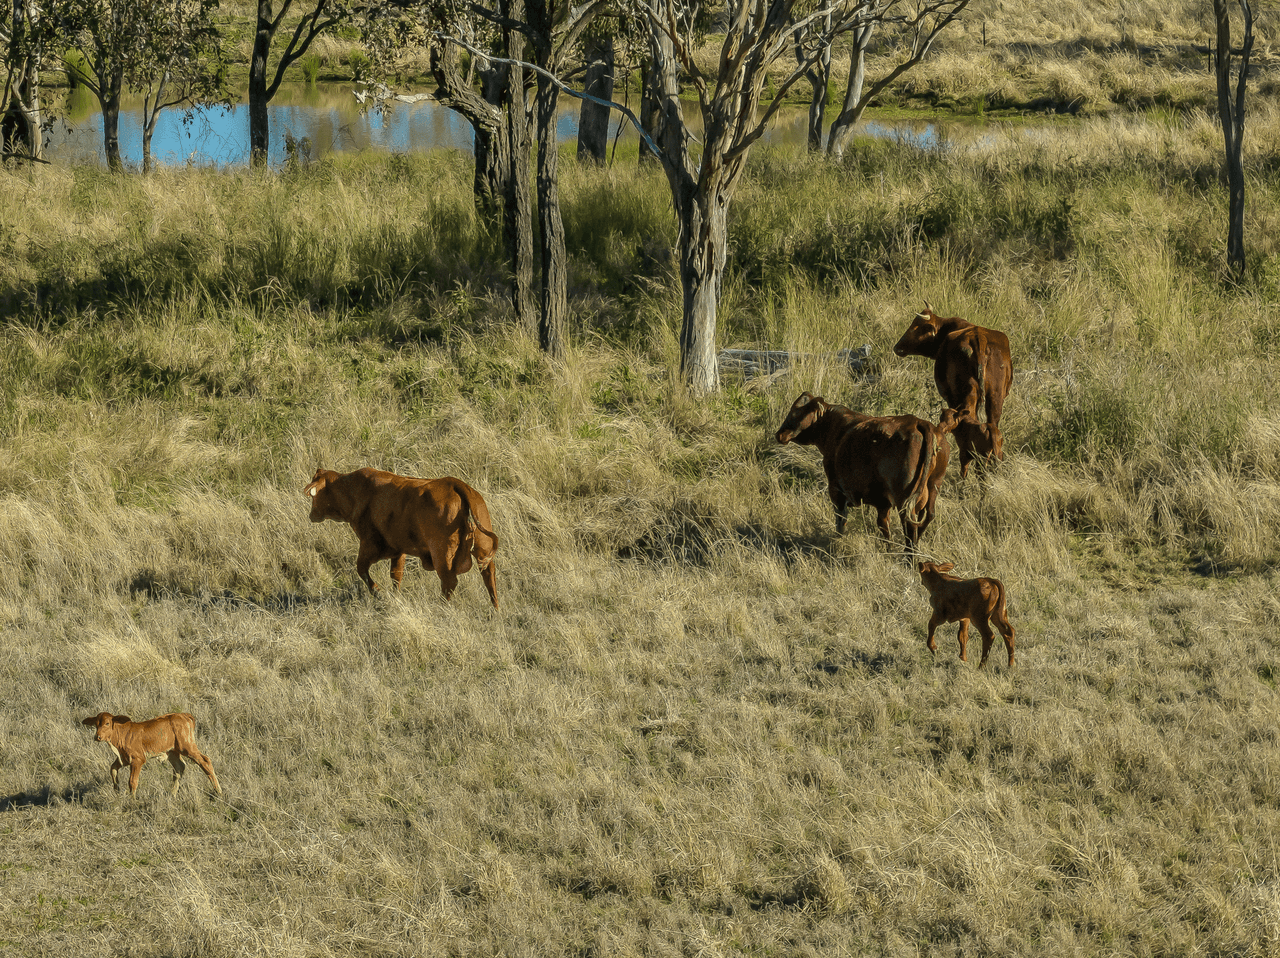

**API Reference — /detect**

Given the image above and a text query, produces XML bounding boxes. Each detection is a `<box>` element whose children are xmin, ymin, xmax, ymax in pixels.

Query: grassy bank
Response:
<box><xmin>2</xmin><ymin>108</ymin><xmax>1280</xmax><ymax>956</ymax></box>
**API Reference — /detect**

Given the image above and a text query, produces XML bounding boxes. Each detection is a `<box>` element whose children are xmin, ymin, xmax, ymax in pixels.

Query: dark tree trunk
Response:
<box><xmin>249</xmin><ymin>2</ymin><xmax>275</xmax><ymax>167</ymax></box>
<box><xmin>502</xmin><ymin>0</ymin><xmax>536</xmax><ymax>334</ymax></box>
<box><xmin>577</xmin><ymin>33</ymin><xmax>614</xmax><ymax>164</ymax></box>
<box><xmin>797</xmin><ymin>15</ymin><xmax>831</xmax><ymax>152</ymax></box>
<box><xmin>1214</xmin><ymin>0</ymin><xmax>1254</xmax><ymax>283</ymax></box>
<box><xmin>534</xmin><ymin>71</ymin><xmax>567</xmax><ymax>358</ymax></box>
<box><xmin>675</xmin><ymin>182</ymin><xmax>727</xmax><ymax>393</ymax></box>
<box><xmin>638</xmin><ymin>58</ymin><xmax>660</xmax><ymax>164</ymax></box>
<box><xmin>101</xmin><ymin>69</ymin><xmax>124</xmax><ymax>172</ymax></box>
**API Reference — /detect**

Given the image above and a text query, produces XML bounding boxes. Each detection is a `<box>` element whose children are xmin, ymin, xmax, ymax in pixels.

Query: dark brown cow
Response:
<box><xmin>775</xmin><ymin>393</ymin><xmax>958</xmax><ymax>548</ymax></box>
<box><xmin>952</xmin><ymin>410</ymin><xmax>1003</xmax><ymax>479</ymax></box>
<box><xmin>917</xmin><ymin>561</ymin><xmax>1016</xmax><ymax>669</ymax></box>
<box><xmin>893</xmin><ymin>302</ymin><xmax>1013</xmax><ymax>427</ymax></box>
<box><xmin>304</xmin><ymin>467</ymin><xmax>499</xmax><ymax>608</ymax></box>
<box><xmin>81</xmin><ymin>712</ymin><xmax>222</xmax><ymax>796</ymax></box>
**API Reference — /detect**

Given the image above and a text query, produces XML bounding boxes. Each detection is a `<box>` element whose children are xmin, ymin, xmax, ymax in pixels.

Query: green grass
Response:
<box><xmin>3</xmin><ymin>87</ymin><xmax>1280</xmax><ymax>956</ymax></box>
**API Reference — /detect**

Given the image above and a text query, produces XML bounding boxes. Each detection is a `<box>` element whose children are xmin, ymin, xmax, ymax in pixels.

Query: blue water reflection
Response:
<box><xmin>45</xmin><ymin>83</ymin><xmax>953</xmax><ymax>169</ymax></box>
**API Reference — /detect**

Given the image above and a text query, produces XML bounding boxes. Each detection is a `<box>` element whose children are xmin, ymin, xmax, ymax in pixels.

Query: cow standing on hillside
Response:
<box><xmin>916</xmin><ymin>561</ymin><xmax>1016</xmax><ymax>669</ymax></box>
<box><xmin>894</xmin><ymin>303</ymin><xmax>1013</xmax><ymax>469</ymax></box>
<box><xmin>304</xmin><ymin>467</ymin><xmax>500</xmax><ymax>609</ymax></box>
<box><xmin>775</xmin><ymin>392</ymin><xmax>958</xmax><ymax>549</ymax></box>
<box><xmin>81</xmin><ymin>712</ymin><xmax>222</xmax><ymax>796</ymax></box>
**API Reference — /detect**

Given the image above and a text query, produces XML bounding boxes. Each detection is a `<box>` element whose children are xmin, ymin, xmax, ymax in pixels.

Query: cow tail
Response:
<box><xmin>904</xmin><ymin>423</ymin><xmax>939</xmax><ymax>527</ymax></box>
<box><xmin>994</xmin><ymin>578</ymin><xmax>1009</xmax><ymax>622</ymax></box>
<box><xmin>456</xmin><ymin>484</ymin><xmax>500</xmax><ymax>554</ymax></box>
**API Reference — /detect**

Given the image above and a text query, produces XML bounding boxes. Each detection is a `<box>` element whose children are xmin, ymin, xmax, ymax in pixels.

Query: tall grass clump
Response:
<box><xmin>5</xmin><ymin>94</ymin><xmax>1280</xmax><ymax>956</ymax></box>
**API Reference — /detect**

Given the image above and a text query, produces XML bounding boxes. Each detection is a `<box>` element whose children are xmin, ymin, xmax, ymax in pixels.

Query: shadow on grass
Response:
<box><xmin>618</xmin><ymin>517</ymin><xmax>838</xmax><ymax>569</ymax></box>
<box><xmin>1</xmin><ymin>783</ymin><xmax>92</xmax><ymax>811</ymax></box>
<box><xmin>128</xmin><ymin>570</ymin><xmax>363</xmax><ymax>613</ymax></box>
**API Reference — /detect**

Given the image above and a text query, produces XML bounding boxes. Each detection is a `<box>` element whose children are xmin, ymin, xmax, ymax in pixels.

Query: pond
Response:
<box><xmin>44</xmin><ymin>82</ymin><xmax>976</xmax><ymax>169</ymax></box>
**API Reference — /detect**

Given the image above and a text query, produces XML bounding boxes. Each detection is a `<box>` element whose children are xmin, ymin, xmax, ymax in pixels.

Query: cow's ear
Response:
<box><xmin>917</xmin><ymin>561</ymin><xmax>928</xmax><ymax>573</ymax></box>
<box><xmin>113</xmin><ymin>715</ymin><xmax>130</xmax><ymax>724</ymax></box>
<box><xmin>937</xmin><ymin>563</ymin><xmax>955</xmax><ymax>573</ymax></box>
<box><xmin>81</xmin><ymin>716</ymin><xmax>98</xmax><ymax>727</ymax></box>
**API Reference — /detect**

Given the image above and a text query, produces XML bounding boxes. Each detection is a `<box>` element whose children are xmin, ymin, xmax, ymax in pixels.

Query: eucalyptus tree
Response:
<box><xmin>1212</xmin><ymin>0</ymin><xmax>1254</xmax><ymax>283</ymax></box>
<box><xmin>249</xmin><ymin>0</ymin><xmax>354</xmax><ymax>167</ymax></box>
<box><xmin>820</xmin><ymin>0</ymin><xmax>969</xmax><ymax>159</ymax></box>
<box><xmin>366</xmin><ymin>0</ymin><xmax>606</xmax><ymax>358</ymax></box>
<box><xmin>133</xmin><ymin>0</ymin><xmax>226</xmax><ymax>172</ymax></box>
<box><xmin>59</xmin><ymin>0</ymin><xmax>224</xmax><ymax>172</ymax></box>
<box><xmin>636</xmin><ymin>0</ymin><xmax>971</xmax><ymax>392</ymax></box>
<box><xmin>1</xmin><ymin>0</ymin><xmax>49</xmax><ymax>161</ymax></box>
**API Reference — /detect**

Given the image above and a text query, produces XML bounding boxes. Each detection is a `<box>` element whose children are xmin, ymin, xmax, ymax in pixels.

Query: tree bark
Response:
<box><xmin>249</xmin><ymin>1</ymin><xmax>275</xmax><ymax>167</ymax></box>
<box><xmin>827</xmin><ymin>23</ymin><xmax>874</xmax><ymax>160</ymax></box>
<box><xmin>577</xmin><ymin>33</ymin><xmax>613</xmax><ymax>163</ymax></box>
<box><xmin>1213</xmin><ymin>0</ymin><xmax>1253</xmax><ymax>283</ymax></box>
<box><xmin>502</xmin><ymin>0</ymin><xmax>536</xmax><ymax>334</ymax></box>
<box><xmin>675</xmin><ymin>184</ymin><xmax>727</xmax><ymax>394</ymax></box>
<box><xmin>534</xmin><ymin>71</ymin><xmax>567</xmax><ymax>358</ymax></box>
<box><xmin>798</xmin><ymin>14</ymin><xmax>832</xmax><ymax>153</ymax></box>
<box><xmin>3</xmin><ymin>0</ymin><xmax>42</xmax><ymax>162</ymax></box>
<box><xmin>101</xmin><ymin>68</ymin><xmax>124</xmax><ymax>172</ymax></box>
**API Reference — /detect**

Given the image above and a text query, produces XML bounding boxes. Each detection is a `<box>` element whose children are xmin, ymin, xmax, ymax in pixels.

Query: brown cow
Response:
<box><xmin>893</xmin><ymin>302</ymin><xmax>1013</xmax><ymax>427</ymax></box>
<box><xmin>952</xmin><ymin>410</ymin><xmax>1004</xmax><ymax>479</ymax></box>
<box><xmin>304</xmin><ymin>467</ymin><xmax>499</xmax><ymax>609</ymax></box>
<box><xmin>916</xmin><ymin>561</ymin><xmax>1016</xmax><ymax>669</ymax></box>
<box><xmin>81</xmin><ymin>712</ymin><xmax>222</xmax><ymax>796</ymax></box>
<box><xmin>775</xmin><ymin>393</ymin><xmax>958</xmax><ymax>548</ymax></box>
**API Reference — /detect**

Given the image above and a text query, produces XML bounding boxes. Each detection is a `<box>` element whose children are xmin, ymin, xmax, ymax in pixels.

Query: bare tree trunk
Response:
<box><xmin>638</xmin><ymin>57</ymin><xmax>660</xmax><ymax>164</ymax></box>
<box><xmin>534</xmin><ymin>71</ymin><xmax>567</xmax><ymax>358</ymax></box>
<box><xmin>675</xmin><ymin>184</ymin><xmax>726</xmax><ymax>393</ymax></box>
<box><xmin>827</xmin><ymin>23</ymin><xmax>874</xmax><ymax>160</ymax></box>
<box><xmin>1214</xmin><ymin>0</ymin><xmax>1254</xmax><ymax>283</ymax></box>
<box><xmin>798</xmin><ymin>14</ymin><xmax>832</xmax><ymax>152</ymax></box>
<box><xmin>249</xmin><ymin>1</ymin><xmax>275</xmax><ymax>167</ymax></box>
<box><xmin>3</xmin><ymin>0</ymin><xmax>42</xmax><ymax>162</ymax></box>
<box><xmin>502</xmin><ymin>0</ymin><xmax>536</xmax><ymax>334</ymax></box>
<box><xmin>577</xmin><ymin>33</ymin><xmax>613</xmax><ymax>163</ymax></box>
<box><xmin>100</xmin><ymin>67</ymin><xmax>124</xmax><ymax>172</ymax></box>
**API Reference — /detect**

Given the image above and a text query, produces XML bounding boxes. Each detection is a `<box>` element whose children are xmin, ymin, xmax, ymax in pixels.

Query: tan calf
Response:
<box><xmin>82</xmin><ymin>712</ymin><xmax>222</xmax><ymax>796</ymax></box>
<box><xmin>917</xmin><ymin>561</ymin><xmax>1016</xmax><ymax>669</ymax></box>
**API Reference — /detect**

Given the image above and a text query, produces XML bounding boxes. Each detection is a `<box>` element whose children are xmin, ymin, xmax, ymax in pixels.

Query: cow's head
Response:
<box><xmin>82</xmin><ymin>713</ymin><xmax>129</xmax><ymax>741</ymax></box>
<box><xmin>935</xmin><ymin>407</ymin><xmax>962</xmax><ymax>435</ymax></box>
<box><xmin>918</xmin><ymin>560</ymin><xmax>955</xmax><ymax>581</ymax></box>
<box><xmin>776</xmin><ymin>393</ymin><xmax>827</xmax><ymax>444</ymax></box>
<box><xmin>303</xmin><ymin>468</ymin><xmax>342</xmax><ymax>523</ymax></box>
<box><xmin>893</xmin><ymin>302</ymin><xmax>944</xmax><ymax>358</ymax></box>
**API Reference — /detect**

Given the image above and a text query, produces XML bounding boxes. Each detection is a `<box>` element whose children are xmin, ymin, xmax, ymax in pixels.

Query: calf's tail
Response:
<box><xmin>455</xmin><ymin>483</ymin><xmax>500</xmax><ymax>554</ymax></box>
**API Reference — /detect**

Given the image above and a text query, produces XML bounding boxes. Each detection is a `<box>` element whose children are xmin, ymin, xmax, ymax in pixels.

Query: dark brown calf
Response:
<box><xmin>952</xmin><ymin>410</ymin><xmax>1004</xmax><ymax>478</ymax></box>
<box><xmin>775</xmin><ymin>393</ymin><xmax>957</xmax><ymax>549</ymax></box>
<box><xmin>82</xmin><ymin>712</ymin><xmax>222</xmax><ymax>796</ymax></box>
<box><xmin>305</xmin><ymin>467</ymin><xmax>499</xmax><ymax>608</ymax></box>
<box><xmin>894</xmin><ymin>303</ymin><xmax>1013</xmax><ymax>427</ymax></box>
<box><xmin>917</xmin><ymin>561</ymin><xmax>1016</xmax><ymax>669</ymax></box>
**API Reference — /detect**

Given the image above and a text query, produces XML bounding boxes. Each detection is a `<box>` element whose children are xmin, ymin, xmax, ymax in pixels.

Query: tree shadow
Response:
<box><xmin>0</xmin><ymin>783</ymin><xmax>92</xmax><ymax>811</ymax></box>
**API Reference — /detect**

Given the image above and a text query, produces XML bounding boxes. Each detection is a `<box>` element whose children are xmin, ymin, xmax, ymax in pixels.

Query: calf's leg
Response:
<box><xmin>167</xmin><ymin>751</ymin><xmax>186</xmax><ymax>794</ymax></box>
<box><xmin>955</xmin><ymin>620</ymin><xmax>969</xmax><ymax>662</ymax></box>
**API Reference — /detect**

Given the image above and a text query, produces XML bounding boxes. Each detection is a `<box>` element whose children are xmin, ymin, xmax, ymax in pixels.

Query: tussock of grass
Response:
<box><xmin>4</xmin><ymin>100</ymin><xmax>1280</xmax><ymax>956</ymax></box>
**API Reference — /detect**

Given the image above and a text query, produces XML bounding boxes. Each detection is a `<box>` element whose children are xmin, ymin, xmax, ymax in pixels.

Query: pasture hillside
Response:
<box><xmin>2</xmin><ymin>104</ymin><xmax>1280</xmax><ymax>955</ymax></box>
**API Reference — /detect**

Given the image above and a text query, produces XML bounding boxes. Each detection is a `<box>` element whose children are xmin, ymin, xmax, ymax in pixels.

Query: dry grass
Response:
<box><xmin>4</xmin><ymin>78</ymin><xmax>1280</xmax><ymax>957</ymax></box>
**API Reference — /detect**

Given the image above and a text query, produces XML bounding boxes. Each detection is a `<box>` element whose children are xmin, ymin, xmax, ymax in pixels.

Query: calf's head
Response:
<box><xmin>893</xmin><ymin>303</ymin><xmax>944</xmax><ymax>358</ymax></box>
<box><xmin>776</xmin><ymin>393</ymin><xmax>827</xmax><ymax>444</ymax></box>
<box><xmin>82</xmin><ymin>712</ymin><xmax>129</xmax><ymax>741</ymax></box>
<box><xmin>917</xmin><ymin>561</ymin><xmax>956</xmax><ymax>590</ymax></box>
<box><xmin>303</xmin><ymin>469</ymin><xmax>342</xmax><ymax>523</ymax></box>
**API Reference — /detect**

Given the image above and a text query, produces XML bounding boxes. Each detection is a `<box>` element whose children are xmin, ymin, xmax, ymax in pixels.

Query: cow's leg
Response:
<box><xmin>389</xmin><ymin>553</ymin><xmax>406</xmax><ymax>589</ymax></box>
<box><xmin>926</xmin><ymin>612</ymin><xmax>944</xmax><ymax>655</ymax></box>
<box><xmin>955</xmin><ymin>620</ymin><xmax>969</xmax><ymax>662</ymax></box>
<box><xmin>430</xmin><ymin>545</ymin><xmax>459</xmax><ymax>600</ymax></box>
<box><xmin>167</xmin><ymin>751</ymin><xmax>186</xmax><ymax>794</ymax></box>
<box><xmin>128</xmin><ymin>758</ymin><xmax>145</xmax><ymax>795</ymax></box>
<box><xmin>995</xmin><ymin>613</ymin><xmax>1016</xmax><ymax>668</ymax></box>
<box><xmin>356</xmin><ymin>541</ymin><xmax>383</xmax><ymax>593</ymax></box>
<box><xmin>875</xmin><ymin>507</ymin><xmax>894</xmax><ymax>544</ymax></box>
<box><xmin>183</xmin><ymin>747</ymin><xmax>222</xmax><ymax>794</ymax></box>
<box><xmin>110</xmin><ymin>756</ymin><xmax>125</xmax><ymax>791</ymax></box>
<box><xmin>976</xmin><ymin>618</ymin><xmax>996</xmax><ymax>669</ymax></box>
<box><xmin>479</xmin><ymin>558</ymin><xmax>499</xmax><ymax>610</ymax></box>
<box><xmin>828</xmin><ymin>482</ymin><xmax>850</xmax><ymax>534</ymax></box>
